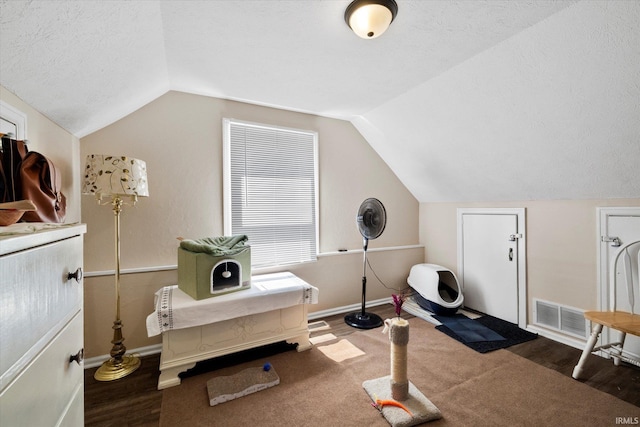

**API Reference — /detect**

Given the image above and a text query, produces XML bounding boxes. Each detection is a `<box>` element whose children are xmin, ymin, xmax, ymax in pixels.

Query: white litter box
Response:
<box><xmin>407</xmin><ymin>263</ymin><xmax>464</xmax><ymax>316</ymax></box>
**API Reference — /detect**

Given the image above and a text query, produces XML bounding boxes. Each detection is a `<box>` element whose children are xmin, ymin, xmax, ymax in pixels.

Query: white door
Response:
<box><xmin>458</xmin><ymin>209</ymin><xmax>526</xmax><ymax>326</ymax></box>
<box><xmin>599</xmin><ymin>208</ymin><xmax>640</xmax><ymax>359</ymax></box>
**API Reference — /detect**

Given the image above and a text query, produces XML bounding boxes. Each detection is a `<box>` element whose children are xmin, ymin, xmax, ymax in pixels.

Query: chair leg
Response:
<box><xmin>572</xmin><ymin>323</ymin><xmax>603</xmax><ymax>380</ymax></box>
<box><xmin>612</xmin><ymin>331</ymin><xmax>626</xmax><ymax>366</ymax></box>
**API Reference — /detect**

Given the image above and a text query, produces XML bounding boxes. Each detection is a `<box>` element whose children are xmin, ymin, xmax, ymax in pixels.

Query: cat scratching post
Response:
<box><xmin>388</xmin><ymin>318</ymin><xmax>409</xmax><ymax>401</ymax></box>
<box><xmin>362</xmin><ymin>317</ymin><xmax>442</xmax><ymax>427</ymax></box>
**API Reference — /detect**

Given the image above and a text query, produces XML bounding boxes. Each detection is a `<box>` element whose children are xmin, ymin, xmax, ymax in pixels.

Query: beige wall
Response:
<box><xmin>420</xmin><ymin>199</ymin><xmax>640</xmax><ymax>325</ymax></box>
<box><xmin>0</xmin><ymin>86</ymin><xmax>81</xmax><ymax>223</ymax></box>
<box><xmin>80</xmin><ymin>91</ymin><xmax>420</xmax><ymax>358</ymax></box>
<box><xmin>5</xmin><ymin>84</ymin><xmax>638</xmax><ymax>356</ymax></box>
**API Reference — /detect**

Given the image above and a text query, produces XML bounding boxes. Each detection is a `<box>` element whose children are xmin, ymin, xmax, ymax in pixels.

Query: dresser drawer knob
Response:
<box><xmin>69</xmin><ymin>349</ymin><xmax>84</xmax><ymax>365</ymax></box>
<box><xmin>67</xmin><ymin>267</ymin><xmax>83</xmax><ymax>283</ymax></box>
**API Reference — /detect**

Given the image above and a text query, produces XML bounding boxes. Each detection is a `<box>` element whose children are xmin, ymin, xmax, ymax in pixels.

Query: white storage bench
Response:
<box><xmin>146</xmin><ymin>272</ymin><xmax>318</xmax><ymax>390</ymax></box>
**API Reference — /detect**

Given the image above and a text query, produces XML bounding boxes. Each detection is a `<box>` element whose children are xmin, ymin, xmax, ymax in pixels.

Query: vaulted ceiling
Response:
<box><xmin>1</xmin><ymin>0</ymin><xmax>638</xmax><ymax>202</ymax></box>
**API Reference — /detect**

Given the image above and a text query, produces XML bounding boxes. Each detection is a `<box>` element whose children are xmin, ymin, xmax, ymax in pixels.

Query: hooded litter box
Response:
<box><xmin>407</xmin><ymin>263</ymin><xmax>463</xmax><ymax>316</ymax></box>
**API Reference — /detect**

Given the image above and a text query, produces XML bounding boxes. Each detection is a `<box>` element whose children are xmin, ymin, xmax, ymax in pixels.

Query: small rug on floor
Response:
<box><xmin>435</xmin><ymin>314</ymin><xmax>537</xmax><ymax>353</ymax></box>
<box><xmin>433</xmin><ymin>314</ymin><xmax>506</xmax><ymax>343</ymax></box>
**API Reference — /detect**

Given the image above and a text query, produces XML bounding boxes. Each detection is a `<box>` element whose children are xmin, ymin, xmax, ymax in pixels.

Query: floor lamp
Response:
<box><xmin>83</xmin><ymin>154</ymin><xmax>149</xmax><ymax>381</ymax></box>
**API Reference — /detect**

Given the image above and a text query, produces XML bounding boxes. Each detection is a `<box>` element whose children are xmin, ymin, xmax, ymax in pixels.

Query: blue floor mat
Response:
<box><xmin>433</xmin><ymin>314</ymin><xmax>506</xmax><ymax>343</ymax></box>
<box><xmin>434</xmin><ymin>313</ymin><xmax>538</xmax><ymax>353</ymax></box>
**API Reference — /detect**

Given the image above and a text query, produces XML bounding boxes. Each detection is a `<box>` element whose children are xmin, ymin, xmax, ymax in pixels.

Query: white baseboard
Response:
<box><xmin>85</xmin><ymin>299</ymin><xmax>393</xmax><ymax>370</ymax></box>
<box><xmin>84</xmin><ymin>344</ymin><xmax>163</xmax><ymax>369</ymax></box>
<box><xmin>526</xmin><ymin>324</ymin><xmax>585</xmax><ymax>350</ymax></box>
<box><xmin>88</xmin><ymin>301</ymin><xmax>590</xmax><ymax>370</ymax></box>
<box><xmin>307</xmin><ymin>297</ymin><xmax>392</xmax><ymax>320</ymax></box>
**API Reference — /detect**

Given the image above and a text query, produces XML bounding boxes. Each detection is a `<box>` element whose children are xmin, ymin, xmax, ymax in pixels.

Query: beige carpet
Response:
<box><xmin>160</xmin><ymin>318</ymin><xmax>640</xmax><ymax>426</ymax></box>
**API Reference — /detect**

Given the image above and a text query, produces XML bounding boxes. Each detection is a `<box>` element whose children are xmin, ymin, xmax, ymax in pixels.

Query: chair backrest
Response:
<box><xmin>610</xmin><ymin>239</ymin><xmax>640</xmax><ymax>313</ymax></box>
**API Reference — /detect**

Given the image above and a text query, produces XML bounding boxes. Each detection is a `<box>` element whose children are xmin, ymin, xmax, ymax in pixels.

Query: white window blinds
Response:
<box><xmin>223</xmin><ymin>118</ymin><xmax>318</xmax><ymax>269</ymax></box>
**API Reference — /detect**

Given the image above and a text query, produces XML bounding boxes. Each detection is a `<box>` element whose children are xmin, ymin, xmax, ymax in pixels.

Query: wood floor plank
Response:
<box><xmin>84</xmin><ymin>354</ymin><xmax>163</xmax><ymax>426</ymax></box>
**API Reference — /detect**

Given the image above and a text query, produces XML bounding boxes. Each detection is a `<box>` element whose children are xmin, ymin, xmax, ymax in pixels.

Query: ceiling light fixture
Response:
<box><xmin>345</xmin><ymin>0</ymin><xmax>398</xmax><ymax>39</ymax></box>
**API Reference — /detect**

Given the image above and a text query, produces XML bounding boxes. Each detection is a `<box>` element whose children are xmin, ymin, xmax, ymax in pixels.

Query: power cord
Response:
<box><xmin>366</xmin><ymin>256</ymin><xmax>406</xmax><ymax>293</ymax></box>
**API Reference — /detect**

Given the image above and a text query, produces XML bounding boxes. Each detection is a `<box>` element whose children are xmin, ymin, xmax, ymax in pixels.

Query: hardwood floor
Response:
<box><xmin>84</xmin><ymin>304</ymin><xmax>640</xmax><ymax>426</ymax></box>
<box><xmin>84</xmin><ymin>353</ymin><xmax>162</xmax><ymax>427</ymax></box>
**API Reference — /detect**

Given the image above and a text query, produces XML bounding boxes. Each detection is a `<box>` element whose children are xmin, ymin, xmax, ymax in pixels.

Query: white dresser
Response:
<box><xmin>0</xmin><ymin>224</ymin><xmax>86</xmax><ymax>427</ymax></box>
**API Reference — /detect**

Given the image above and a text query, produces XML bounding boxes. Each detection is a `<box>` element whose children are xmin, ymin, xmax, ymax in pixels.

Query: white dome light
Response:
<box><xmin>345</xmin><ymin>0</ymin><xmax>398</xmax><ymax>39</ymax></box>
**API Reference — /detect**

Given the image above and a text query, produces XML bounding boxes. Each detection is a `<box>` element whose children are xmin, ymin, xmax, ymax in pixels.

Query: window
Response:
<box><xmin>223</xmin><ymin>118</ymin><xmax>318</xmax><ymax>269</ymax></box>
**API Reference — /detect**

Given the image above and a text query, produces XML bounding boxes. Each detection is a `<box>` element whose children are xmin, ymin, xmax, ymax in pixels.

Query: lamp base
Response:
<box><xmin>94</xmin><ymin>354</ymin><xmax>141</xmax><ymax>381</ymax></box>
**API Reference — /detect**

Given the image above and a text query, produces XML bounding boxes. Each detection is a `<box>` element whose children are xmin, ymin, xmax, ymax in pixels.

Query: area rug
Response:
<box><xmin>160</xmin><ymin>318</ymin><xmax>639</xmax><ymax>426</ymax></box>
<box><xmin>436</xmin><ymin>314</ymin><xmax>537</xmax><ymax>353</ymax></box>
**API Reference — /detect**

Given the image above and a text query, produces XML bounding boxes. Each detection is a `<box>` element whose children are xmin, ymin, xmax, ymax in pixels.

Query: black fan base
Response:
<box><xmin>344</xmin><ymin>312</ymin><xmax>383</xmax><ymax>329</ymax></box>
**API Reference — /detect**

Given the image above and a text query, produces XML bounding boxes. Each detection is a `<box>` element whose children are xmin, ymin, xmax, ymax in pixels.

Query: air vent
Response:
<box><xmin>560</xmin><ymin>306</ymin><xmax>589</xmax><ymax>337</ymax></box>
<box><xmin>534</xmin><ymin>299</ymin><xmax>589</xmax><ymax>339</ymax></box>
<box><xmin>308</xmin><ymin>321</ymin><xmax>330</xmax><ymax>332</ymax></box>
<box><xmin>536</xmin><ymin>300</ymin><xmax>559</xmax><ymax>328</ymax></box>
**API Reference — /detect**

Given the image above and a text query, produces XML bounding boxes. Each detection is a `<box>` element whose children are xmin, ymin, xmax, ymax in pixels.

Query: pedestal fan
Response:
<box><xmin>345</xmin><ymin>198</ymin><xmax>386</xmax><ymax>329</ymax></box>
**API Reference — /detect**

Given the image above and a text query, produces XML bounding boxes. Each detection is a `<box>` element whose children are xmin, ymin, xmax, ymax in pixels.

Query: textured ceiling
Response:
<box><xmin>3</xmin><ymin>0</ymin><xmax>637</xmax><ymax>203</ymax></box>
<box><xmin>0</xmin><ymin>0</ymin><xmax>574</xmax><ymax>137</ymax></box>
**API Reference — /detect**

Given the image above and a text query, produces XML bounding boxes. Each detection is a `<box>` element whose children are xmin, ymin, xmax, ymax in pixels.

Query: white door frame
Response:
<box><xmin>0</xmin><ymin>100</ymin><xmax>28</xmax><ymax>140</ymax></box>
<box><xmin>457</xmin><ymin>208</ymin><xmax>527</xmax><ymax>328</ymax></box>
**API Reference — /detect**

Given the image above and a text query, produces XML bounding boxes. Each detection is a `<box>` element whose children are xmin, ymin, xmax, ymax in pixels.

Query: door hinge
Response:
<box><xmin>601</xmin><ymin>236</ymin><xmax>621</xmax><ymax>247</ymax></box>
<box><xmin>509</xmin><ymin>233</ymin><xmax>523</xmax><ymax>241</ymax></box>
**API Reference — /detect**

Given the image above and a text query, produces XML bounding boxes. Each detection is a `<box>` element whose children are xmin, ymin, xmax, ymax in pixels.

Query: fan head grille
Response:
<box><xmin>357</xmin><ymin>198</ymin><xmax>386</xmax><ymax>240</ymax></box>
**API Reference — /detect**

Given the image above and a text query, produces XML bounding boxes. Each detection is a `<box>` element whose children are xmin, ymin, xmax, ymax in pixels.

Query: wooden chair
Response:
<box><xmin>572</xmin><ymin>239</ymin><xmax>640</xmax><ymax>380</ymax></box>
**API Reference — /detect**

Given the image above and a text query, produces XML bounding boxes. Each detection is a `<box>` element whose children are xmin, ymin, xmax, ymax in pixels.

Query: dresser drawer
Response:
<box><xmin>0</xmin><ymin>312</ymin><xmax>84</xmax><ymax>427</ymax></box>
<box><xmin>0</xmin><ymin>234</ymin><xmax>83</xmax><ymax>389</ymax></box>
<box><xmin>58</xmin><ymin>380</ymin><xmax>84</xmax><ymax>427</ymax></box>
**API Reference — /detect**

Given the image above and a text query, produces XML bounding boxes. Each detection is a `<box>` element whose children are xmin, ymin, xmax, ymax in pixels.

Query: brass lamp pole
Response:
<box><xmin>93</xmin><ymin>194</ymin><xmax>141</xmax><ymax>381</ymax></box>
<box><xmin>82</xmin><ymin>154</ymin><xmax>149</xmax><ymax>381</ymax></box>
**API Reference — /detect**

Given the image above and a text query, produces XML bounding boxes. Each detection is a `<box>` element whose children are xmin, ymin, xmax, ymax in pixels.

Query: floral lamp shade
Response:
<box><xmin>82</xmin><ymin>154</ymin><xmax>149</xmax><ymax>198</ymax></box>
